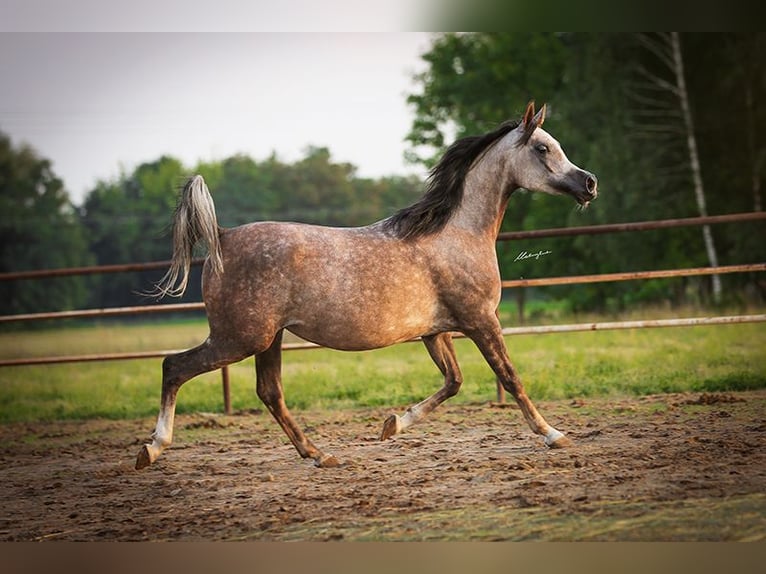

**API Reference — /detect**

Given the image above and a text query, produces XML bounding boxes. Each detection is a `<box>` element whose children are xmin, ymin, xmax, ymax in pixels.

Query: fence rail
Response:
<box><xmin>497</xmin><ymin>211</ymin><xmax>766</xmax><ymax>241</ymax></box>
<box><xmin>2</xmin><ymin>211</ymin><xmax>764</xmax><ymax>411</ymax></box>
<box><xmin>502</xmin><ymin>263</ymin><xmax>766</xmax><ymax>289</ymax></box>
<box><xmin>0</xmin><ymin>302</ymin><xmax>205</xmax><ymax>324</ymax></box>
<box><xmin>0</xmin><ymin>259</ymin><xmax>183</xmax><ymax>281</ymax></box>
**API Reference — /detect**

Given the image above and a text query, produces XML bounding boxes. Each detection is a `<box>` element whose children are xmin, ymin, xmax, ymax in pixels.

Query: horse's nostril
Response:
<box><xmin>586</xmin><ymin>174</ymin><xmax>598</xmax><ymax>194</ymax></box>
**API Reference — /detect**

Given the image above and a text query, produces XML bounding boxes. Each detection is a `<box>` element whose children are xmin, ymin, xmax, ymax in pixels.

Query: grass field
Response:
<box><xmin>1</xmin><ymin>304</ymin><xmax>764</xmax><ymax>423</ymax></box>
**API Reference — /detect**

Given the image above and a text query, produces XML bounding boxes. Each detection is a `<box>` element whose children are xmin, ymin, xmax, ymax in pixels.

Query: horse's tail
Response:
<box><xmin>152</xmin><ymin>175</ymin><xmax>223</xmax><ymax>298</ymax></box>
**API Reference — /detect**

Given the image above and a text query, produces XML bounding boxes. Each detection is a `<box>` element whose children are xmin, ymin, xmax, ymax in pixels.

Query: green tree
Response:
<box><xmin>197</xmin><ymin>154</ymin><xmax>280</xmax><ymax>227</ymax></box>
<box><xmin>627</xmin><ymin>33</ymin><xmax>766</xmax><ymax>305</ymax></box>
<box><xmin>80</xmin><ymin>156</ymin><xmax>190</xmax><ymax>306</ymax></box>
<box><xmin>196</xmin><ymin>147</ymin><xmax>414</xmax><ymax>229</ymax></box>
<box><xmin>277</xmin><ymin>146</ymin><xmax>357</xmax><ymax>225</ymax></box>
<box><xmin>0</xmin><ymin>132</ymin><xmax>91</xmax><ymax>315</ymax></box>
<box><xmin>351</xmin><ymin>175</ymin><xmax>424</xmax><ymax>225</ymax></box>
<box><xmin>680</xmin><ymin>33</ymin><xmax>766</xmax><ymax>302</ymax></box>
<box><xmin>406</xmin><ymin>33</ymin><xmax>567</xmax><ymax>168</ymax></box>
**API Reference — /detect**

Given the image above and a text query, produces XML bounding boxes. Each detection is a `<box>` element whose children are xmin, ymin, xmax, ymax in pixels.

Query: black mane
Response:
<box><xmin>384</xmin><ymin>120</ymin><xmax>520</xmax><ymax>240</ymax></box>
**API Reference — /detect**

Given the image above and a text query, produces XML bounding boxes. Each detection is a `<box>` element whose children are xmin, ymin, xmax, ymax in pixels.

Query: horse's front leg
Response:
<box><xmin>467</xmin><ymin>320</ymin><xmax>572</xmax><ymax>449</ymax></box>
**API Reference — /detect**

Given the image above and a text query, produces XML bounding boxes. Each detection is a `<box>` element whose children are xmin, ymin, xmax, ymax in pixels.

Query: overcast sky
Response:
<box><xmin>0</xmin><ymin>32</ymin><xmax>433</xmax><ymax>204</ymax></box>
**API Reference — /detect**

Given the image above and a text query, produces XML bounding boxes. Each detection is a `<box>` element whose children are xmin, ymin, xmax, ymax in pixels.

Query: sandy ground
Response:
<box><xmin>1</xmin><ymin>390</ymin><xmax>764</xmax><ymax>541</ymax></box>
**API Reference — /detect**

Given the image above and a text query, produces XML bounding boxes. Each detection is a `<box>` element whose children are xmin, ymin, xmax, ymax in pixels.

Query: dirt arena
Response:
<box><xmin>1</xmin><ymin>390</ymin><xmax>764</xmax><ymax>541</ymax></box>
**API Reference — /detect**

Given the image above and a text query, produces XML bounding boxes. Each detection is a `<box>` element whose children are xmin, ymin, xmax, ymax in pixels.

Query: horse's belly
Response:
<box><xmin>286</xmin><ymin>326</ymin><xmax>417</xmax><ymax>351</ymax></box>
<box><xmin>285</xmin><ymin>299</ymin><xmax>444</xmax><ymax>351</ymax></box>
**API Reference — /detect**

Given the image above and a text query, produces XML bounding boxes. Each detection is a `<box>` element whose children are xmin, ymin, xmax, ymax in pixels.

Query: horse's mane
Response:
<box><xmin>384</xmin><ymin>120</ymin><xmax>520</xmax><ymax>240</ymax></box>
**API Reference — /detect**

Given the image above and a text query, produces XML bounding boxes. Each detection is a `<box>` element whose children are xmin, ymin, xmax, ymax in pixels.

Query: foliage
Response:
<box><xmin>405</xmin><ymin>33</ymin><xmax>567</xmax><ymax>167</ymax></box>
<box><xmin>79</xmin><ymin>156</ymin><xmax>193</xmax><ymax>307</ymax></box>
<box><xmin>0</xmin><ymin>133</ymin><xmax>92</xmax><ymax>315</ymax></box>
<box><xmin>198</xmin><ymin>147</ymin><xmax>422</xmax><ymax>229</ymax></box>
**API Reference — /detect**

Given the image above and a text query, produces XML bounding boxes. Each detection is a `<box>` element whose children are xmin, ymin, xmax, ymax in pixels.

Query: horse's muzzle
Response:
<box><xmin>552</xmin><ymin>170</ymin><xmax>598</xmax><ymax>205</ymax></box>
<box><xmin>575</xmin><ymin>171</ymin><xmax>598</xmax><ymax>205</ymax></box>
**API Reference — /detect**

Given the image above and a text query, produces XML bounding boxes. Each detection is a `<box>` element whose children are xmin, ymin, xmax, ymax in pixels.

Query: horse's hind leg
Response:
<box><xmin>255</xmin><ymin>330</ymin><xmax>339</xmax><ymax>468</ymax></box>
<box><xmin>467</xmin><ymin>320</ymin><xmax>571</xmax><ymax>449</ymax></box>
<box><xmin>135</xmin><ymin>339</ymin><xmax>250</xmax><ymax>470</ymax></box>
<box><xmin>380</xmin><ymin>332</ymin><xmax>463</xmax><ymax>440</ymax></box>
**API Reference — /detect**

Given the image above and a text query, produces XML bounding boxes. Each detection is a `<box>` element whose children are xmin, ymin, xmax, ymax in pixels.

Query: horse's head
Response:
<box><xmin>505</xmin><ymin>101</ymin><xmax>598</xmax><ymax>207</ymax></box>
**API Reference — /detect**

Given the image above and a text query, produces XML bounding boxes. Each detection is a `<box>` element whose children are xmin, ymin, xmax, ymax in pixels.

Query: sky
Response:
<box><xmin>0</xmin><ymin>32</ymin><xmax>434</xmax><ymax>205</ymax></box>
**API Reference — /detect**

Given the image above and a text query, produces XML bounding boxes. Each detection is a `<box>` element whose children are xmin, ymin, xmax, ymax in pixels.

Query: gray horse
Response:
<box><xmin>136</xmin><ymin>101</ymin><xmax>598</xmax><ymax>470</ymax></box>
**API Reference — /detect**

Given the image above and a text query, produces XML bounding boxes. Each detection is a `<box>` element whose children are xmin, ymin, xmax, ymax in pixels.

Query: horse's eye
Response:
<box><xmin>535</xmin><ymin>144</ymin><xmax>549</xmax><ymax>154</ymax></box>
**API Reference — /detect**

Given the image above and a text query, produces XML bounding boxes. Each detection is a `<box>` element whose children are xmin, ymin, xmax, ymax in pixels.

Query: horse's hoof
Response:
<box><xmin>315</xmin><ymin>453</ymin><xmax>340</xmax><ymax>468</ymax></box>
<box><xmin>547</xmin><ymin>435</ymin><xmax>573</xmax><ymax>449</ymax></box>
<box><xmin>135</xmin><ymin>445</ymin><xmax>152</xmax><ymax>470</ymax></box>
<box><xmin>380</xmin><ymin>414</ymin><xmax>401</xmax><ymax>441</ymax></box>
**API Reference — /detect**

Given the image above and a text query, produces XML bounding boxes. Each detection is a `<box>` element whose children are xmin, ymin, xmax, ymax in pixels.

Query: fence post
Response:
<box><xmin>496</xmin><ymin>380</ymin><xmax>506</xmax><ymax>404</ymax></box>
<box><xmin>221</xmin><ymin>366</ymin><xmax>232</xmax><ymax>415</ymax></box>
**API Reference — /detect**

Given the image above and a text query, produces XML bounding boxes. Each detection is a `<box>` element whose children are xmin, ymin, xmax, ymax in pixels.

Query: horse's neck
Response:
<box><xmin>450</xmin><ymin>152</ymin><xmax>511</xmax><ymax>241</ymax></box>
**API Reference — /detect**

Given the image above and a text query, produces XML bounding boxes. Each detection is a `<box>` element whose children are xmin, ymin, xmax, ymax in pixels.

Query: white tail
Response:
<box><xmin>152</xmin><ymin>175</ymin><xmax>222</xmax><ymax>298</ymax></box>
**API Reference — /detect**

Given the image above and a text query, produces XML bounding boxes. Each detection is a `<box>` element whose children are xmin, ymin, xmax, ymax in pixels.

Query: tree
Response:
<box><xmin>405</xmin><ymin>33</ymin><xmax>567</xmax><ymax>168</ymax></box>
<box><xmin>633</xmin><ymin>32</ymin><xmax>724</xmax><ymax>302</ymax></box>
<box><xmin>735</xmin><ymin>34</ymin><xmax>766</xmax><ymax>212</ymax></box>
<box><xmin>197</xmin><ymin>154</ymin><xmax>280</xmax><ymax>228</ymax></box>
<box><xmin>678</xmin><ymin>33</ymin><xmax>766</xmax><ymax>302</ymax></box>
<box><xmin>669</xmin><ymin>32</ymin><xmax>722</xmax><ymax>303</ymax></box>
<box><xmin>199</xmin><ymin>146</ymin><xmax>411</xmax><ymax>229</ymax></box>
<box><xmin>80</xmin><ymin>156</ymin><xmax>189</xmax><ymax>307</ymax></box>
<box><xmin>0</xmin><ymin>132</ymin><xmax>91</xmax><ymax>315</ymax></box>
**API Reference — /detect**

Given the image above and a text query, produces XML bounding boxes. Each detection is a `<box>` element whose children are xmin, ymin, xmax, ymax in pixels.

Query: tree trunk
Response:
<box><xmin>671</xmin><ymin>32</ymin><xmax>722</xmax><ymax>303</ymax></box>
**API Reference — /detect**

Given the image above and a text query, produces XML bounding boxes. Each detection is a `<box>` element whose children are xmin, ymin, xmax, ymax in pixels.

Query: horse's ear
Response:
<box><xmin>533</xmin><ymin>103</ymin><xmax>546</xmax><ymax>128</ymax></box>
<box><xmin>522</xmin><ymin>100</ymin><xmax>536</xmax><ymax>127</ymax></box>
<box><xmin>519</xmin><ymin>100</ymin><xmax>538</xmax><ymax>145</ymax></box>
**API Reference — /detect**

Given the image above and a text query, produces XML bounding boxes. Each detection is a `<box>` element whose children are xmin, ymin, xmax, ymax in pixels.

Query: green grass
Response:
<box><xmin>0</xmin><ymin>315</ymin><xmax>764</xmax><ymax>423</ymax></box>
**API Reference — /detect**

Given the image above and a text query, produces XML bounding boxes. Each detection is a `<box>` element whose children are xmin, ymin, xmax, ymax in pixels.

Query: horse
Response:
<box><xmin>135</xmin><ymin>101</ymin><xmax>598</xmax><ymax>470</ymax></box>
